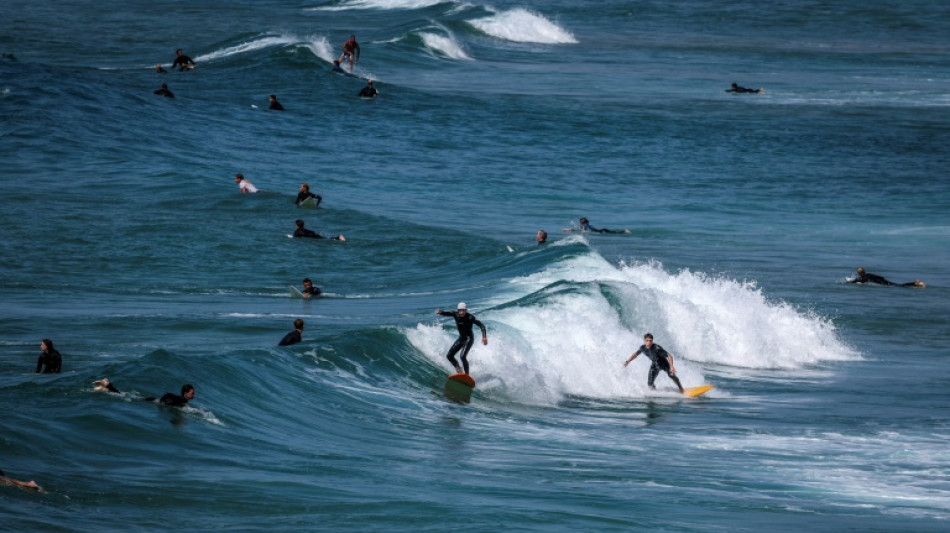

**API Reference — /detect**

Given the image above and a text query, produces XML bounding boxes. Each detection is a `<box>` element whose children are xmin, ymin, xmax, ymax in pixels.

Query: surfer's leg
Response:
<box><xmin>666</xmin><ymin>371</ymin><xmax>684</xmax><ymax>393</ymax></box>
<box><xmin>458</xmin><ymin>336</ymin><xmax>475</xmax><ymax>375</ymax></box>
<box><xmin>647</xmin><ymin>365</ymin><xmax>660</xmax><ymax>389</ymax></box>
<box><xmin>446</xmin><ymin>337</ymin><xmax>466</xmax><ymax>373</ymax></box>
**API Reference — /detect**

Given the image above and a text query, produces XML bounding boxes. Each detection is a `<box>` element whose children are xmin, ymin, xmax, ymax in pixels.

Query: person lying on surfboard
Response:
<box><xmin>846</xmin><ymin>267</ymin><xmax>925</xmax><ymax>288</ymax></box>
<box><xmin>435</xmin><ymin>303</ymin><xmax>487</xmax><ymax>375</ymax></box>
<box><xmin>234</xmin><ymin>173</ymin><xmax>258</xmax><ymax>193</ymax></box>
<box><xmin>725</xmin><ymin>82</ymin><xmax>764</xmax><ymax>93</ymax></box>
<box><xmin>578</xmin><ymin>217</ymin><xmax>630</xmax><ymax>234</ymax></box>
<box><xmin>293</xmin><ymin>219</ymin><xmax>344</xmax><ymax>241</ymax></box>
<box><xmin>623</xmin><ymin>333</ymin><xmax>684</xmax><ymax>393</ymax></box>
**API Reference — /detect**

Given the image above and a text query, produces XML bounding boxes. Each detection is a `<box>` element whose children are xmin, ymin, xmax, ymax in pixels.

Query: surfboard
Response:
<box><xmin>297</xmin><ymin>196</ymin><xmax>318</xmax><ymax>208</ymax></box>
<box><xmin>289</xmin><ymin>285</ymin><xmax>305</xmax><ymax>299</ymax></box>
<box><xmin>683</xmin><ymin>384</ymin><xmax>714</xmax><ymax>398</ymax></box>
<box><xmin>444</xmin><ymin>373</ymin><xmax>475</xmax><ymax>403</ymax></box>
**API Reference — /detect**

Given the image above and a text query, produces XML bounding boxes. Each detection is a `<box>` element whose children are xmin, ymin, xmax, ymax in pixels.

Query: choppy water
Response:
<box><xmin>2</xmin><ymin>0</ymin><xmax>949</xmax><ymax>530</ymax></box>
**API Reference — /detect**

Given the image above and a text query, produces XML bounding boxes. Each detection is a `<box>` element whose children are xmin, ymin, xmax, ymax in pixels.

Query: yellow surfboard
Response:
<box><xmin>683</xmin><ymin>384</ymin><xmax>714</xmax><ymax>398</ymax></box>
<box><xmin>444</xmin><ymin>373</ymin><xmax>475</xmax><ymax>404</ymax></box>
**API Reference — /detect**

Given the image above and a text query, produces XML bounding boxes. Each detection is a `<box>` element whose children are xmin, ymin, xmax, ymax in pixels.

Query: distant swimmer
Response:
<box><xmin>623</xmin><ymin>333</ymin><xmax>684</xmax><ymax>393</ymax></box>
<box><xmin>358</xmin><ymin>79</ymin><xmax>379</xmax><ymax>98</ymax></box>
<box><xmin>234</xmin><ymin>173</ymin><xmax>259</xmax><ymax>193</ymax></box>
<box><xmin>301</xmin><ymin>278</ymin><xmax>322</xmax><ymax>298</ymax></box>
<box><xmin>295</xmin><ymin>182</ymin><xmax>322</xmax><ymax>207</ymax></box>
<box><xmin>577</xmin><ymin>217</ymin><xmax>630</xmax><ymax>234</ymax></box>
<box><xmin>293</xmin><ymin>219</ymin><xmax>345</xmax><ymax>241</ymax></box>
<box><xmin>268</xmin><ymin>94</ymin><xmax>284</xmax><ymax>111</ymax></box>
<box><xmin>145</xmin><ymin>384</ymin><xmax>195</xmax><ymax>407</ymax></box>
<box><xmin>155</xmin><ymin>64</ymin><xmax>167</xmax><ymax>74</ymax></box>
<box><xmin>725</xmin><ymin>82</ymin><xmax>764</xmax><ymax>94</ymax></box>
<box><xmin>338</xmin><ymin>35</ymin><xmax>360</xmax><ymax>74</ymax></box>
<box><xmin>537</xmin><ymin>230</ymin><xmax>548</xmax><ymax>245</ymax></box>
<box><xmin>279</xmin><ymin>318</ymin><xmax>305</xmax><ymax>346</ymax></box>
<box><xmin>435</xmin><ymin>303</ymin><xmax>488</xmax><ymax>375</ymax></box>
<box><xmin>171</xmin><ymin>48</ymin><xmax>195</xmax><ymax>71</ymax></box>
<box><xmin>847</xmin><ymin>267</ymin><xmax>926</xmax><ymax>288</ymax></box>
<box><xmin>92</xmin><ymin>378</ymin><xmax>120</xmax><ymax>393</ymax></box>
<box><xmin>0</xmin><ymin>469</ymin><xmax>42</xmax><ymax>492</ymax></box>
<box><xmin>36</xmin><ymin>338</ymin><xmax>62</xmax><ymax>374</ymax></box>
<box><xmin>153</xmin><ymin>83</ymin><xmax>174</xmax><ymax>98</ymax></box>
<box><xmin>331</xmin><ymin>60</ymin><xmax>346</xmax><ymax>74</ymax></box>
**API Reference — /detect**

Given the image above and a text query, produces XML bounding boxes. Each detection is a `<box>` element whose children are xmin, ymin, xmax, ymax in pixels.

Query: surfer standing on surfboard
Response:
<box><xmin>435</xmin><ymin>303</ymin><xmax>488</xmax><ymax>375</ymax></box>
<box><xmin>338</xmin><ymin>35</ymin><xmax>360</xmax><ymax>74</ymax></box>
<box><xmin>623</xmin><ymin>333</ymin><xmax>684</xmax><ymax>393</ymax></box>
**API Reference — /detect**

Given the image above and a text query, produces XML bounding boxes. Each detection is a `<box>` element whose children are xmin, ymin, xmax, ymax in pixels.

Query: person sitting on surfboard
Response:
<box><xmin>36</xmin><ymin>338</ymin><xmax>62</xmax><ymax>374</ymax></box>
<box><xmin>846</xmin><ymin>267</ymin><xmax>925</xmax><ymax>288</ymax></box>
<box><xmin>268</xmin><ymin>94</ymin><xmax>284</xmax><ymax>111</ymax></box>
<box><xmin>578</xmin><ymin>217</ymin><xmax>629</xmax><ymax>234</ymax></box>
<box><xmin>278</xmin><ymin>319</ymin><xmax>305</xmax><ymax>346</ymax></box>
<box><xmin>435</xmin><ymin>303</ymin><xmax>488</xmax><ymax>375</ymax></box>
<box><xmin>358</xmin><ymin>80</ymin><xmax>379</xmax><ymax>98</ymax></box>
<box><xmin>153</xmin><ymin>83</ymin><xmax>174</xmax><ymax>98</ymax></box>
<box><xmin>623</xmin><ymin>333</ymin><xmax>684</xmax><ymax>393</ymax></box>
<box><xmin>234</xmin><ymin>173</ymin><xmax>258</xmax><ymax>193</ymax></box>
<box><xmin>171</xmin><ymin>49</ymin><xmax>195</xmax><ymax>71</ymax></box>
<box><xmin>301</xmin><ymin>278</ymin><xmax>322</xmax><ymax>298</ymax></box>
<box><xmin>293</xmin><ymin>219</ymin><xmax>344</xmax><ymax>241</ymax></box>
<box><xmin>295</xmin><ymin>183</ymin><xmax>322</xmax><ymax>207</ymax></box>
<box><xmin>725</xmin><ymin>82</ymin><xmax>764</xmax><ymax>94</ymax></box>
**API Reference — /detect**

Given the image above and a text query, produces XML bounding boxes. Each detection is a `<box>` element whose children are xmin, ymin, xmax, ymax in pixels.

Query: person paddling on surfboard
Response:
<box><xmin>578</xmin><ymin>217</ymin><xmax>630</xmax><ymax>234</ymax></box>
<box><xmin>234</xmin><ymin>173</ymin><xmax>258</xmax><ymax>193</ymax></box>
<box><xmin>725</xmin><ymin>82</ymin><xmax>764</xmax><ymax>94</ymax></box>
<box><xmin>846</xmin><ymin>267</ymin><xmax>925</xmax><ymax>288</ymax></box>
<box><xmin>293</xmin><ymin>219</ymin><xmax>344</xmax><ymax>241</ymax></box>
<box><xmin>435</xmin><ymin>303</ymin><xmax>487</xmax><ymax>375</ymax></box>
<box><xmin>623</xmin><ymin>333</ymin><xmax>684</xmax><ymax>393</ymax></box>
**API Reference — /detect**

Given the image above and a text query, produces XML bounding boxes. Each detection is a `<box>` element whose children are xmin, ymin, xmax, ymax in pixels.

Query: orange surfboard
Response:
<box><xmin>444</xmin><ymin>373</ymin><xmax>475</xmax><ymax>403</ymax></box>
<box><xmin>683</xmin><ymin>384</ymin><xmax>714</xmax><ymax>398</ymax></box>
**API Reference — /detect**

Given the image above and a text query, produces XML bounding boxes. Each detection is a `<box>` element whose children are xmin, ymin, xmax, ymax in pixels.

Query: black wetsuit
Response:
<box><xmin>269</xmin><ymin>100</ymin><xmax>284</xmax><ymax>111</ymax></box>
<box><xmin>171</xmin><ymin>54</ymin><xmax>194</xmax><ymax>70</ymax></box>
<box><xmin>153</xmin><ymin>87</ymin><xmax>174</xmax><ymax>98</ymax></box>
<box><xmin>294</xmin><ymin>228</ymin><xmax>325</xmax><ymax>239</ymax></box>
<box><xmin>634</xmin><ymin>343</ymin><xmax>683</xmax><ymax>392</ymax></box>
<box><xmin>358</xmin><ymin>86</ymin><xmax>379</xmax><ymax>98</ymax></box>
<box><xmin>303</xmin><ymin>285</ymin><xmax>322</xmax><ymax>296</ymax></box>
<box><xmin>279</xmin><ymin>330</ymin><xmax>302</xmax><ymax>346</ymax></box>
<box><xmin>580</xmin><ymin>223</ymin><xmax>622</xmax><ymax>234</ymax></box>
<box><xmin>158</xmin><ymin>392</ymin><xmax>189</xmax><ymax>407</ymax></box>
<box><xmin>36</xmin><ymin>349</ymin><xmax>62</xmax><ymax>373</ymax></box>
<box><xmin>437</xmin><ymin>310</ymin><xmax>487</xmax><ymax>374</ymax></box>
<box><xmin>295</xmin><ymin>191</ymin><xmax>322</xmax><ymax>207</ymax></box>
<box><xmin>726</xmin><ymin>85</ymin><xmax>761</xmax><ymax>94</ymax></box>
<box><xmin>847</xmin><ymin>272</ymin><xmax>918</xmax><ymax>287</ymax></box>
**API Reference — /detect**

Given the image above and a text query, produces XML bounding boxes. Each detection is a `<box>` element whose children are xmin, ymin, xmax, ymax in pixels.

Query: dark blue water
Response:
<box><xmin>2</xmin><ymin>0</ymin><xmax>949</xmax><ymax>530</ymax></box>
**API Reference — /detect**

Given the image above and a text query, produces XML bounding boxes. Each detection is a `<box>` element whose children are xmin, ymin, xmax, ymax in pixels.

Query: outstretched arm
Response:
<box><xmin>623</xmin><ymin>353</ymin><xmax>638</xmax><ymax>367</ymax></box>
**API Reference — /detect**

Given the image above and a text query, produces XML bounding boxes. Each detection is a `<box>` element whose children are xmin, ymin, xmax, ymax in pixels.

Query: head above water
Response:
<box><xmin>295</xmin><ymin>219</ymin><xmax>305</xmax><ymax>228</ymax></box>
<box><xmin>857</xmin><ymin>267</ymin><xmax>866</xmax><ymax>275</ymax></box>
<box><xmin>181</xmin><ymin>384</ymin><xmax>195</xmax><ymax>398</ymax></box>
<box><xmin>294</xmin><ymin>318</ymin><xmax>304</xmax><ymax>330</ymax></box>
<box><xmin>235</xmin><ymin>173</ymin><xmax>244</xmax><ymax>181</ymax></box>
<box><xmin>580</xmin><ymin>217</ymin><xmax>589</xmax><ymax>224</ymax></box>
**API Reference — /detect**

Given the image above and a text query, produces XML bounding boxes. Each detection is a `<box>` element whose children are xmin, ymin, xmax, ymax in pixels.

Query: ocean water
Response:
<box><xmin>2</xmin><ymin>0</ymin><xmax>949</xmax><ymax>530</ymax></box>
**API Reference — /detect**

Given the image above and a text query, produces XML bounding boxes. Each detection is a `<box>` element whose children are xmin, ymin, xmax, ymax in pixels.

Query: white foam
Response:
<box><xmin>299</xmin><ymin>36</ymin><xmax>336</xmax><ymax>63</ymax></box>
<box><xmin>468</xmin><ymin>8</ymin><xmax>578</xmax><ymax>45</ymax></box>
<box><xmin>195</xmin><ymin>35</ymin><xmax>299</xmax><ymax>63</ymax></box>
<box><xmin>419</xmin><ymin>32</ymin><xmax>472</xmax><ymax>60</ymax></box>
<box><xmin>406</xmin><ymin>252</ymin><xmax>858</xmax><ymax>405</ymax></box>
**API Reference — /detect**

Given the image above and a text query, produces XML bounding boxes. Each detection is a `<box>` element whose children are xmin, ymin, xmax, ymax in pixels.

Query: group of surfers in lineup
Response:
<box><xmin>152</xmin><ymin>36</ymin><xmax>378</xmax><ymax>104</ymax></box>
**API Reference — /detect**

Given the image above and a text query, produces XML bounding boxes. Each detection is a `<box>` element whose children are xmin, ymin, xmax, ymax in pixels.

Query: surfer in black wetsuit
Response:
<box><xmin>279</xmin><ymin>319</ymin><xmax>305</xmax><ymax>346</ymax></box>
<box><xmin>578</xmin><ymin>217</ymin><xmax>628</xmax><ymax>234</ymax></box>
<box><xmin>295</xmin><ymin>183</ymin><xmax>322</xmax><ymax>207</ymax></box>
<box><xmin>358</xmin><ymin>80</ymin><xmax>379</xmax><ymax>98</ymax></box>
<box><xmin>623</xmin><ymin>333</ymin><xmax>684</xmax><ymax>393</ymax></box>
<box><xmin>301</xmin><ymin>278</ymin><xmax>322</xmax><ymax>298</ymax></box>
<box><xmin>153</xmin><ymin>83</ymin><xmax>174</xmax><ymax>98</ymax></box>
<box><xmin>435</xmin><ymin>303</ymin><xmax>488</xmax><ymax>375</ymax></box>
<box><xmin>726</xmin><ymin>82</ymin><xmax>764</xmax><ymax>94</ymax></box>
<box><xmin>145</xmin><ymin>384</ymin><xmax>195</xmax><ymax>407</ymax></box>
<box><xmin>847</xmin><ymin>267</ymin><xmax>926</xmax><ymax>288</ymax></box>
<box><xmin>268</xmin><ymin>94</ymin><xmax>284</xmax><ymax>111</ymax></box>
<box><xmin>36</xmin><ymin>339</ymin><xmax>62</xmax><ymax>374</ymax></box>
<box><xmin>171</xmin><ymin>49</ymin><xmax>195</xmax><ymax>70</ymax></box>
<box><xmin>293</xmin><ymin>219</ymin><xmax>344</xmax><ymax>241</ymax></box>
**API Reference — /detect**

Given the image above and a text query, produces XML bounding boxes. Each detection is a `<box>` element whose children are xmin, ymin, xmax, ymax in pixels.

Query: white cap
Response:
<box><xmin>457</xmin><ymin>302</ymin><xmax>467</xmax><ymax>310</ymax></box>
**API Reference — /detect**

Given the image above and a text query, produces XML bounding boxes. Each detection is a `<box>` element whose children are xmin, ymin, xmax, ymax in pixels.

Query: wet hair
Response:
<box><xmin>643</xmin><ymin>333</ymin><xmax>654</xmax><ymax>340</ymax></box>
<box><xmin>857</xmin><ymin>267</ymin><xmax>866</xmax><ymax>274</ymax></box>
<box><xmin>235</xmin><ymin>173</ymin><xmax>244</xmax><ymax>180</ymax></box>
<box><xmin>181</xmin><ymin>384</ymin><xmax>194</xmax><ymax>396</ymax></box>
<box><xmin>295</xmin><ymin>219</ymin><xmax>305</xmax><ymax>228</ymax></box>
<box><xmin>42</xmin><ymin>338</ymin><xmax>54</xmax><ymax>351</ymax></box>
<box><xmin>269</xmin><ymin>94</ymin><xmax>277</xmax><ymax>99</ymax></box>
<box><xmin>176</xmin><ymin>49</ymin><xmax>183</xmax><ymax>54</ymax></box>
<box><xmin>303</xmin><ymin>278</ymin><xmax>312</xmax><ymax>284</ymax></box>
<box><xmin>161</xmin><ymin>83</ymin><xmax>168</xmax><ymax>89</ymax></box>
<box><xmin>294</xmin><ymin>318</ymin><xmax>304</xmax><ymax>330</ymax></box>
<box><xmin>580</xmin><ymin>217</ymin><xmax>589</xmax><ymax>224</ymax></box>
<box><xmin>301</xmin><ymin>183</ymin><xmax>309</xmax><ymax>191</ymax></box>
